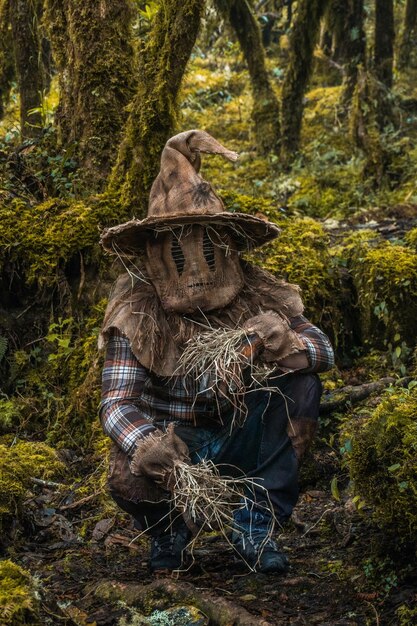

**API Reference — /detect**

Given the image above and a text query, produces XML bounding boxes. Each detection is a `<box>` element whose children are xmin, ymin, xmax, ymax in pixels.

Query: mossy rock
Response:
<box><xmin>343</xmin><ymin>385</ymin><xmax>417</xmax><ymax>540</ymax></box>
<box><xmin>344</xmin><ymin>232</ymin><xmax>417</xmax><ymax>348</ymax></box>
<box><xmin>0</xmin><ymin>440</ymin><xmax>64</xmax><ymax>529</ymax></box>
<box><xmin>250</xmin><ymin>216</ymin><xmax>344</xmax><ymax>344</ymax></box>
<box><xmin>0</xmin><ymin>192</ymin><xmax>131</xmax><ymax>288</ymax></box>
<box><xmin>0</xmin><ymin>560</ymin><xmax>40</xmax><ymax>625</ymax></box>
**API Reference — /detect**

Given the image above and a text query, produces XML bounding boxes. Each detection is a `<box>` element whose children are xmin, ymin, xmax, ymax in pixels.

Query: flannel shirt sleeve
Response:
<box><xmin>290</xmin><ymin>315</ymin><xmax>334</xmax><ymax>373</ymax></box>
<box><xmin>99</xmin><ymin>329</ymin><xmax>157</xmax><ymax>455</ymax></box>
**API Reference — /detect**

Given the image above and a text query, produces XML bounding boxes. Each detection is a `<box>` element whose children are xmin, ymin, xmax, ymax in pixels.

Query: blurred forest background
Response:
<box><xmin>1</xmin><ymin>0</ymin><xmax>417</xmax><ymax>624</ymax></box>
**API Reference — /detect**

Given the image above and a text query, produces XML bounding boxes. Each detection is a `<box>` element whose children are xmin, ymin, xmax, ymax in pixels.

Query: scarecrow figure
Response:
<box><xmin>99</xmin><ymin>130</ymin><xmax>334</xmax><ymax>574</ymax></box>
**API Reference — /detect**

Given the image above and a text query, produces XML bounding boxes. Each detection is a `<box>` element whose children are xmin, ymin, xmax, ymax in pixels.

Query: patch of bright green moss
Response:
<box><xmin>345</xmin><ymin>235</ymin><xmax>417</xmax><ymax>347</ymax></box>
<box><xmin>250</xmin><ymin>217</ymin><xmax>341</xmax><ymax>326</ymax></box>
<box><xmin>9</xmin><ymin>302</ymin><xmax>106</xmax><ymax>448</ymax></box>
<box><xmin>0</xmin><ymin>193</ymin><xmax>131</xmax><ymax>287</ymax></box>
<box><xmin>0</xmin><ymin>560</ymin><xmax>40</xmax><ymax>626</ymax></box>
<box><xmin>405</xmin><ymin>227</ymin><xmax>417</xmax><ymax>249</ymax></box>
<box><xmin>343</xmin><ymin>385</ymin><xmax>417</xmax><ymax>540</ymax></box>
<box><xmin>0</xmin><ymin>440</ymin><xmax>64</xmax><ymax>527</ymax></box>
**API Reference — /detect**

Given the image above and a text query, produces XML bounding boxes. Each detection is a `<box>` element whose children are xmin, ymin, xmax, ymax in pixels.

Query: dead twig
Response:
<box><xmin>319</xmin><ymin>377</ymin><xmax>413</xmax><ymax>414</ymax></box>
<box><xmin>59</xmin><ymin>491</ymin><xmax>100</xmax><ymax>510</ymax></box>
<box><xmin>30</xmin><ymin>477</ymin><xmax>63</xmax><ymax>489</ymax></box>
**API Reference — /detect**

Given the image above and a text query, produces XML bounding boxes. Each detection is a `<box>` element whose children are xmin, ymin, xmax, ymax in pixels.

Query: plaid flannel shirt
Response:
<box><xmin>99</xmin><ymin>315</ymin><xmax>334</xmax><ymax>454</ymax></box>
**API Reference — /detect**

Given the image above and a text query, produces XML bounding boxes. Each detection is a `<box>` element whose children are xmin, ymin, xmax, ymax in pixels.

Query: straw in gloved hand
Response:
<box><xmin>176</xmin><ymin>327</ymin><xmax>275</xmax><ymax>427</ymax></box>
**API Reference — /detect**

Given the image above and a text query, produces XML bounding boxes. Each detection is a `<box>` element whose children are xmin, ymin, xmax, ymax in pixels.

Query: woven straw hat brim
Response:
<box><xmin>101</xmin><ymin>212</ymin><xmax>280</xmax><ymax>254</ymax></box>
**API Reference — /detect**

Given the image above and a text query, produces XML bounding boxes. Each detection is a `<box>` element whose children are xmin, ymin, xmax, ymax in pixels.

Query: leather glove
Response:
<box><xmin>129</xmin><ymin>423</ymin><xmax>189</xmax><ymax>487</ymax></box>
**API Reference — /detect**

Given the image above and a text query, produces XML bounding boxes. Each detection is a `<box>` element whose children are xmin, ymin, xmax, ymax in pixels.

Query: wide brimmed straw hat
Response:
<box><xmin>100</xmin><ymin>130</ymin><xmax>280</xmax><ymax>254</ymax></box>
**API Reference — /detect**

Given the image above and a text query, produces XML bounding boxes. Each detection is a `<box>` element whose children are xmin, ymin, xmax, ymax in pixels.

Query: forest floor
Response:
<box><xmin>11</xmin><ymin>372</ymin><xmax>416</xmax><ymax>626</ymax></box>
<box><xmin>13</xmin><ymin>455</ymin><xmax>416</xmax><ymax>626</ymax></box>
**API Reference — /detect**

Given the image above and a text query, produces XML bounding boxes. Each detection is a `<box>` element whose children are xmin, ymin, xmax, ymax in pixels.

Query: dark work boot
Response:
<box><xmin>150</xmin><ymin>524</ymin><xmax>192</xmax><ymax>572</ymax></box>
<box><xmin>232</xmin><ymin>508</ymin><xmax>289</xmax><ymax>573</ymax></box>
<box><xmin>231</xmin><ymin>527</ymin><xmax>289</xmax><ymax>573</ymax></box>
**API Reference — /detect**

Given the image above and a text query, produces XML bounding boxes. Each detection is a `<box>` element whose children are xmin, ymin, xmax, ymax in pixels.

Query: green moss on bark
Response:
<box><xmin>110</xmin><ymin>0</ymin><xmax>205</xmax><ymax>212</ymax></box>
<box><xmin>215</xmin><ymin>0</ymin><xmax>280</xmax><ymax>154</ymax></box>
<box><xmin>44</xmin><ymin>0</ymin><xmax>135</xmax><ymax>191</ymax></box>
<box><xmin>10</xmin><ymin>0</ymin><xmax>44</xmax><ymax>137</ymax></box>
<box><xmin>281</xmin><ymin>0</ymin><xmax>330</xmax><ymax>161</ymax></box>
<box><xmin>0</xmin><ymin>0</ymin><xmax>14</xmax><ymax>119</ymax></box>
<box><xmin>343</xmin><ymin>385</ymin><xmax>417</xmax><ymax>540</ymax></box>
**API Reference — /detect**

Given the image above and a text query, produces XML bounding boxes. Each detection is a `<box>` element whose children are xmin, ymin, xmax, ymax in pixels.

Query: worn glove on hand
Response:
<box><xmin>243</xmin><ymin>312</ymin><xmax>305</xmax><ymax>362</ymax></box>
<box><xmin>129</xmin><ymin>423</ymin><xmax>189</xmax><ymax>487</ymax></box>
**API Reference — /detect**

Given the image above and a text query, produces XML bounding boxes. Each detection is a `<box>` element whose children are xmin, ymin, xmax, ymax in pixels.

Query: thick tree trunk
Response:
<box><xmin>340</xmin><ymin>0</ymin><xmax>366</xmax><ymax>107</ymax></box>
<box><xmin>321</xmin><ymin>0</ymin><xmax>350</xmax><ymax>62</ymax></box>
<box><xmin>374</xmin><ymin>0</ymin><xmax>394</xmax><ymax>88</ymax></box>
<box><xmin>398</xmin><ymin>0</ymin><xmax>417</xmax><ymax>68</ymax></box>
<box><xmin>44</xmin><ymin>0</ymin><xmax>135</xmax><ymax>191</ymax></box>
<box><xmin>9</xmin><ymin>0</ymin><xmax>44</xmax><ymax>138</ymax></box>
<box><xmin>281</xmin><ymin>0</ymin><xmax>330</xmax><ymax>162</ymax></box>
<box><xmin>0</xmin><ymin>0</ymin><xmax>14</xmax><ymax>120</ymax></box>
<box><xmin>110</xmin><ymin>0</ymin><xmax>205</xmax><ymax>212</ymax></box>
<box><xmin>216</xmin><ymin>0</ymin><xmax>280</xmax><ymax>155</ymax></box>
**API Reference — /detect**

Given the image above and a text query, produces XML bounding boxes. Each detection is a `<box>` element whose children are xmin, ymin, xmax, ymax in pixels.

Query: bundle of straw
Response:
<box><xmin>176</xmin><ymin>327</ymin><xmax>275</xmax><ymax>426</ymax></box>
<box><xmin>168</xmin><ymin>459</ymin><xmax>274</xmax><ymax>535</ymax></box>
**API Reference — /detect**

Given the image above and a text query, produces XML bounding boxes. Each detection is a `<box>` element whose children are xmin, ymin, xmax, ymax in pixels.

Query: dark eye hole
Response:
<box><xmin>203</xmin><ymin>230</ymin><xmax>216</xmax><ymax>272</ymax></box>
<box><xmin>171</xmin><ymin>236</ymin><xmax>185</xmax><ymax>275</ymax></box>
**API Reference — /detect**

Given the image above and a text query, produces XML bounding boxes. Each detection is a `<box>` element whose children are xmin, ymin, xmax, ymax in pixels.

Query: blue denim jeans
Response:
<box><xmin>111</xmin><ymin>372</ymin><xmax>322</xmax><ymax>533</ymax></box>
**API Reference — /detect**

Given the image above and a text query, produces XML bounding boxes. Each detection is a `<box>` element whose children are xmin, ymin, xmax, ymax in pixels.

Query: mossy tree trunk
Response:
<box><xmin>281</xmin><ymin>0</ymin><xmax>330</xmax><ymax>162</ymax></box>
<box><xmin>44</xmin><ymin>0</ymin><xmax>135</xmax><ymax>192</ymax></box>
<box><xmin>374</xmin><ymin>0</ymin><xmax>394</xmax><ymax>88</ymax></box>
<box><xmin>110</xmin><ymin>0</ymin><xmax>205</xmax><ymax>212</ymax></box>
<box><xmin>0</xmin><ymin>0</ymin><xmax>14</xmax><ymax>120</ymax></box>
<box><xmin>9</xmin><ymin>0</ymin><xmax>44</xmax><ymax>138</ymax></box>
<box><xmin>340</xmin><ymin>0</ymin><xmax>366</xmax><ymax>108</ymax></box>
<box><xmin>321</xmin><ymin>0</ymin><xmax>350</xmax><ymax>62</ymax></box>
<box><xmin>398</xmin><ymin>0</ymin><xmax>417</xmax><ymax>68</ymax></box>
<box><xmin>350</xmin><ymin>66</ymin><xmax>392</xmax><ymax>188</ymax></box>
<box><xmin>215</xmin><ymin>0</ymin><xmax>280</xmax><ymax>155</ymax></box>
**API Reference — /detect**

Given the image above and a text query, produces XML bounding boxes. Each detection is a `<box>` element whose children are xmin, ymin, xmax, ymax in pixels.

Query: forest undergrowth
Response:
<box><xmin>1</xmin><ymin>4</ymin><xmax>417</xmax><ymax>624</ymax></box>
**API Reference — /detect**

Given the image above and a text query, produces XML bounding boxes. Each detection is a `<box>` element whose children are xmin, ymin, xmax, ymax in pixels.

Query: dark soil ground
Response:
<box><xmin>9</xmin><ymin>428</ymin><xmax>416</xmax><ymax>626</ymax></box>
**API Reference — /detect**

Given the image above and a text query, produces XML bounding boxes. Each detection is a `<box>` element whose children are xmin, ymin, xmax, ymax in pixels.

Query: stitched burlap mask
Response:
<box><xmin>144</xmin><ymin>224</ymin><xmax>244</xmax><ymax>313</ymax></box>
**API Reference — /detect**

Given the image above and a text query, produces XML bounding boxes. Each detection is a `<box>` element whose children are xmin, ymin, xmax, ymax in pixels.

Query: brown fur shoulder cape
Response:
<box><xmin>98</xmin><ymin>261</ymin><xmax>304</xmax><ymax>376</ymax></box>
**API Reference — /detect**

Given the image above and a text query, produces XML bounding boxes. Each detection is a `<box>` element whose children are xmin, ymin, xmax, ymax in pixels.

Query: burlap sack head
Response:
<box><xmin>100</xmin><ymin>130</ymin><xmax>281</xmax><ymax>312</ymax></box>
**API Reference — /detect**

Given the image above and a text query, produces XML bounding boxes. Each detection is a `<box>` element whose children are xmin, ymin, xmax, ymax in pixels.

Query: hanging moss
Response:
<box><xmin>0</xmin><ymin>560</ymin><xmax>40</xmax><ymax>626</ymax></box>
<box><xmin>44</xmin><ymin>0</ymin><xmax>135</xmax><ymax>191</ymax></box>
<box><xmin>343</xmin><ymin>385</ymin><xmax>417</xmax><ymax>541</ymax></box>
<box><xmin>109</xmin><ymin>0</ymin><xmax>205</xmax><ymax>212</ymax></box>
<box><xmin>0</xmin><ymin>440</ymin><xmax>64</xmax><ymax>528</ymax></box>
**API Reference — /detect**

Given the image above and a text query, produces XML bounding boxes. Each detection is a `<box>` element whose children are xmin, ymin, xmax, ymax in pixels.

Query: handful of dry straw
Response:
<box><xmin>167</xmin><ymin>459</ymin><xmax>275</xmax><ymax>540</ymax></box>
<box><xmin>177</xmin><ymin>327</ymin><xmax>275</xmax><ymax>425</ymax></box>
